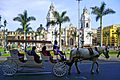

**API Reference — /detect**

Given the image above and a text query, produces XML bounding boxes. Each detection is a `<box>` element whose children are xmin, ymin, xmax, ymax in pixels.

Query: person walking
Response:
<box><xmin>117</xmin><ymin>46</ymin><xmax>120</xmax><ymax>58</ymax></box>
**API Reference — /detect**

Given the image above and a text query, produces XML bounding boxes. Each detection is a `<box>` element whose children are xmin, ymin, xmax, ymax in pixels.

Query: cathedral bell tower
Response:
<box><xmin>46</xmin><ymin>3</ymin><xmax>56</xmax><ymax>43</ymax></box>
<box><xmin>81</xmin><ymin>7</ymin><xmax>92</xmax><ymax>46</ymax></box>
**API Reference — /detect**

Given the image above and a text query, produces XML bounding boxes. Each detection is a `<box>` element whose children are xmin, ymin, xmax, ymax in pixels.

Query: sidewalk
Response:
<box><xmin>0</xmin><ymin>56</ymin><xmax>7</xmax><ymax>61</ymax></box>
<box><xmin>99</xmin><ymin>55</ymin><xmax>120</xmax><ymax>61</ymax></box>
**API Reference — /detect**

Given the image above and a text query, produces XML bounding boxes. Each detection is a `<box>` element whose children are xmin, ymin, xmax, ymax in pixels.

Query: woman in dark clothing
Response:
<box><xmin>31</xmin><ymin>46</ymin><xmax>41</xmax><ymax>63</ymax></box>
<box><xmin>41</xmin><ymin>46</ymin><xmax>54</xmax><ymax>62</ymax></box>
<box><xmin>31</xmin><ymin>46</ymin><xmax>37</xmax><ymax>56</ymax></box>
<box><xmin>42</xmin><ymin>46</ymin><xmax>51</xmax><ymax>56</ymax></box>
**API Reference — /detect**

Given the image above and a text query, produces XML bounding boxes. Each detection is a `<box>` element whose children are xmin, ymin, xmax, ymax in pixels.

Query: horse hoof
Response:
<box><xmin>91</xmin><ymin>71</ymin><xmax>94</xmax><ymax>74</ymax></box>
<box><xmin>68</xmin><ymin>72</ymin><xmax>71</xmax><ymax>75</ymax></box>
<box><xmin>96</xmin><ymin>69</ymin><xmax>99</xmax><ymax>73</ymax></box>
<box><xmin>77</xmin><ymin>71</ymin><xmax>80</xmax><ymax>74</ymax></box>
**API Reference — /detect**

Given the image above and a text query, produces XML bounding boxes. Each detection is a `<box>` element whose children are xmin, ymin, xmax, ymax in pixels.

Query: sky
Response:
<box><xmin>0</xmin><ymin>0</ymin><xmax>120</xmax><ymax>31</ymax></box>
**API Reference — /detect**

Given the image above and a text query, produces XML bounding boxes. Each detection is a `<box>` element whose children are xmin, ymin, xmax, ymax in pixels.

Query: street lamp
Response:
<box><xmin>0</xmin><ymin>15</ymin><xmax>7</xmax><ymax>52</ymax></box>
<box><xmin>76</xmin><ymin>0</ymin><xmax>82</xmax><ymax>48</ymax></box>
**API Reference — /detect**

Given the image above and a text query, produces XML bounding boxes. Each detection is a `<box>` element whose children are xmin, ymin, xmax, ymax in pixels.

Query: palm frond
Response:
<box><xmin>27</xmin><ymin>16</ymin><xmax>36</xmax><ymax>22</ymax></box>
<box><xmin>26</xmin><ymin>23</ymin><xmax>30</xmax><ymax>28</ymax></box>
<box><xmin>16</xmin><ymin>28</ymin><xmax>24</xmax><ymax>32</ymax></box>
<box><xmin>91</xmin><ymin>6</ymin><xmax>100</xmax><ymax>15</ymax></box>
<box><xmin>13</xmin><ymin>17</ymin><xmax>22</xmax><ymax>22</ymax></box>
<box><xmin>100</xmin><ymin>2</ymin><xmax>106</xmax><ymax>13</ymax></box>
<box><xmin>46</xmin><ymin>20</ymin><xmax>56</xmax><ymax>27</ymax></box>
<box><xmin>24</xmin><ymin>10</ymin><xmax>27</xmax><ymax>20</ymax></box>
<box><xmin>103</xmin><ymin>8</ymin><xmax>116</xmax><ymax>16</ymax></box>
<box><xmin>63</xmin><ymin>16</ymin><xmax>70</xmax><ymax>22</ymax></box>
<box><xmin>104</xmin><ymin>32</ymin><xmax>109</xmax><ymax>37</ymax></box>
<box><xmin>96</xmin><ymin>15</ymin><xmax>100</xmax><ymax>22</ymax></box>
<box><xmin>26</xmin><ymin>27</ymin><xmax>33</xmax><ymax>32</ymax></box>
<box><xmin>61</xmin><ymin>11</ymin><xmax>67</xmax><ymax>18</ymax></box>
<box><xmin>53</xmin><ymin>11</ymin><xmax>59</xmax><ymax>18</ymax></box>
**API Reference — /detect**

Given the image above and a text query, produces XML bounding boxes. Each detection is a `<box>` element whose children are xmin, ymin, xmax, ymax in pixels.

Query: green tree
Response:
<box><xmin>91</xmin><ymin>2</ymin><xmax>115</xmax><ymax>46</ymax></box>
<box><xmin>114</xmin><ymin>28</ymin><xmax>120</xmax><ymax>46</ymax></box>
<box><xmin>46</xmin><ymin>11</ymin><xmax>70</xmax><ymax>50</ymax></box>
<box><xmin>13</xmin><ymin>10</ymin><xmax>36</xmax><ymax>51</ymax></box>
<box><xmin>103</xmin><ymin>32</ymin><xmax>109</xmax><ymax>45</ymax></box>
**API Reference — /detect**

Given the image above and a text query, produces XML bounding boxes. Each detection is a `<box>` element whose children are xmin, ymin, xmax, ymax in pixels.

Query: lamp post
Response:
<box><xmin>0</xmin><ymin>15</ymin><xmax>7</xmax><ymax>53</ymax></box>
<box><xmin>76</xmin><ymin>0</ymin><xmax>82</xmax><ymax>48</ymax></box>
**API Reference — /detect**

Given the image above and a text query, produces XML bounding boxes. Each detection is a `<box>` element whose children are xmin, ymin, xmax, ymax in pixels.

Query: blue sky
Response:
<box><xmin>0</xmin><ymin>0</ymin><xmax>120</xmax><ymax>31</ymax></box>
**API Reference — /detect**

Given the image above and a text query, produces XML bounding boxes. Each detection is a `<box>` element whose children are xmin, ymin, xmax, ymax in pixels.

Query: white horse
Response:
<box><xmin>67</xmin><ymin>46</ymin><xmax>109</xmax><ymax>75</ymax></box>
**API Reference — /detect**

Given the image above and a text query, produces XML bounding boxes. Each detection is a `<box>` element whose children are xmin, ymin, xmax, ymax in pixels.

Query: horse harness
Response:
<box><xmin>94</xmin><ymin>47</ymin><xmax>100</xmax><ymax>53</ymax></box>
<box><xmin>75</xmin><ymin>48</ymin><xmax>82</xmax><ymax>59</ymax></box>
<box><xmin>88</xmin><ymin>48</ymin><xmax>94</xmax><ymax>55</ymax></box>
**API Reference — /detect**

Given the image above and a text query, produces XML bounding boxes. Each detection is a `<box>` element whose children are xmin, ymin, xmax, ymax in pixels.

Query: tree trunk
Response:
<box><xmin>24</xmin><ymin>25</ymin><xmax>27</xmax><ymax>52</ymax></box>
<box><xmin>100</xmin><ymin>17</ymin><xmax>103</xmax><ymax>47</ymax></box>
<box><xmin>118</xmin><ymin>36</ymin><xmax>119</xmax><ymax>46</ymax></box>
<box><xmin>59</xmin><ymin>24</ymin><xmax>62</xmax><ymax>50</ymax></box>
<box><xmin>24</xmin><ymin>31</ymin><xmax>27</xmax><ymax>52</ymax></box>
<box><xmin>107</xmin><ymin>36</ymin><xmax>108</xmax><ymax>46</ymax></box>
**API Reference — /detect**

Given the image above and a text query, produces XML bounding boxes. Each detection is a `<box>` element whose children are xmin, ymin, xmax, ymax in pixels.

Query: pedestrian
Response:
<box><xmin>117</xmin><ymin>46</ymin><xmax>120</xmax><ymax>58</ymax></box>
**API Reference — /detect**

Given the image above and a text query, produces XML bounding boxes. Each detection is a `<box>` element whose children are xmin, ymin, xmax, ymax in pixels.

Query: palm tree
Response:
<box><xmin>16</xmin><ymin>26</ymin><xmax>33</xmax><ymax>34</ymax></box>
<box><xmin>91</xmin><ymin>2</ymin><xmax>115</xmax><ymax>47</ymax></box>
<box><xmin>114</xmin><ymin>28</ymin><xmax>120</xmax><ymax>46</ymax></box>
<box><xmin>46</xmin><ymin>11</ymin><xmax>70</xmax><ymax>50</ymax></box>
<box><xmin>103</xmin><ymin>32</ymin><xmax>109</xmax><ymax>45</ymax></box>
<box><xmin>13</xmin><ymin>10</ymin><xmax>36</xmax><ymax>51</ymax></box>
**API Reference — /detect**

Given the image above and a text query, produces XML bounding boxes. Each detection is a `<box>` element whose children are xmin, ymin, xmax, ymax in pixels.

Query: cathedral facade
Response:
<box><xmin>46</xmin><ymin>3</ymin><xmax>92</xmax><ymax>48</ymax></box>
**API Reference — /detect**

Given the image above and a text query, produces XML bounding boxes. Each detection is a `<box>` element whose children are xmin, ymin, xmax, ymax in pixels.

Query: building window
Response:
<box><xmin>61</xmin><ymin>39</ymin><xmax>64</xmax><ymax>45</ymax></box>
<box><xmin>18</xmin><ymin>36</ymin><xmax>20</xmax><ymax>39</ymax></box>
<box><xmin>70</xmin><ymin>38</ymin><xmax>73</xmax><ymax>45</ymax></box>
<box><xmin>86</xmin><ymin>23</ymin><xmax>89</xmax><ymax>28</ymax></box>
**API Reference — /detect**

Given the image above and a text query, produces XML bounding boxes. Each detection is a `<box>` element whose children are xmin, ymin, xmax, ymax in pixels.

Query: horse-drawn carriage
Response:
<box><xmin>1</xmin><ymin>39</ymin><xmax>110</xmax><ymax>77</ymax></box>
<box><xmin>1</xmin><ymin>49</ymin><xmax>67</xmax><ymax>77</ymax></box>
<box><xmin>1</xmin><ymin>40</ymin><xmax>68</xmax><ymax>77</ymax></box>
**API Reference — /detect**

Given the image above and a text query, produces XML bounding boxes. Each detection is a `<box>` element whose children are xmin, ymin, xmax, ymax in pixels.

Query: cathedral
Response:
<box><xmin>46</xmin><ymin>3</ymin><xmax>92</xmax><ymax>47</ymax></box>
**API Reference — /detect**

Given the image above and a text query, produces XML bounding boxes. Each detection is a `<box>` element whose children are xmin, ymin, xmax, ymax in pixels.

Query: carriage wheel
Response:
<box><xmin>1</xmin><ymin>60</ymin><xmax>17</xmax><ymax>76</ymax></box>
<box><xmin>53</xmin><ymin>62</ymin><xmax>67</xmax><ymax>77</ymax></box>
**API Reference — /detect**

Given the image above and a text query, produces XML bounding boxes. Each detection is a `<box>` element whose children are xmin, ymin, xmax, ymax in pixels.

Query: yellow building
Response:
<box><xmin>103</xmin><ymin>24</ymin><xmax>120</xmax><ymax>46</ymax></box>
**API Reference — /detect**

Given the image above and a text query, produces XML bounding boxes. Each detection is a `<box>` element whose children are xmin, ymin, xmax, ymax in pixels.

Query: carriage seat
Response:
<box><xmin>9</xmin><ymin>49</ymin><xmax>26</xmax><ymax>63</ymax></box>
<box><xmin>26</xmin><ymin>50</ymin><xmax>42</xmax><ymax>63</ymax></box>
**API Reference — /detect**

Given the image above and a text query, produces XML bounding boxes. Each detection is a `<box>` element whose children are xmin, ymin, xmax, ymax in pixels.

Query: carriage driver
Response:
<box><xmin>53</xmin><ymin>40</ymin><xmax>65</xmax><ymax>60</ymax></box>
<box><xmin>53</xmin><ymin>40</ymin><xmax>60</xmax><ymax>55</ymax></box>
